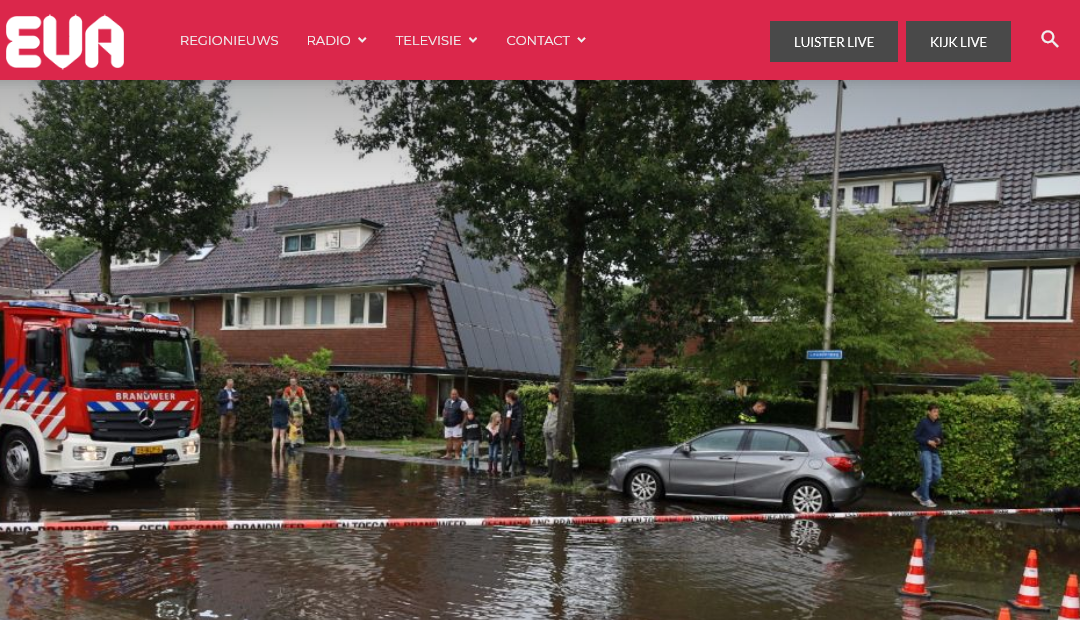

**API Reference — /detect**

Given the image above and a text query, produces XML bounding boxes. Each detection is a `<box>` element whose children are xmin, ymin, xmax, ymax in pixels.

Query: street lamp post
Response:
<box><xmin>815</xmin><ymin>80</ymin><xmax>845</xmax><ymax>430</ymax></box>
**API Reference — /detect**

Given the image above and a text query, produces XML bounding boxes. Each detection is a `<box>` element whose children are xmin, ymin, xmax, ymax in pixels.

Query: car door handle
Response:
<box><xmin>718</xmin><ymin>456</ymin><xmax>735</xmax><ymax>461</ymax></box>
<box><xmin>779</xmin><ymin>456</ymin><xmax>796</xmax><ymax>461</ymax></box>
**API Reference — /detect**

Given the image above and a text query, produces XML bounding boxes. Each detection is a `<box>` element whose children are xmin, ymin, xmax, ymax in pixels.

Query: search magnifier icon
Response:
<box><xmin>1042</xmin><ymin>30</ymin><xmax>1059</xmax><ymax>48</ymax></box>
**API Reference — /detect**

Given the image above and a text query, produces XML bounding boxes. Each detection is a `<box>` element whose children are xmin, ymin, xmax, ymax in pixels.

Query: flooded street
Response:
<box><xmin>0</xmin><ymin>443</ymin><xmax>1078</xmax><ymax>620</ymax></box>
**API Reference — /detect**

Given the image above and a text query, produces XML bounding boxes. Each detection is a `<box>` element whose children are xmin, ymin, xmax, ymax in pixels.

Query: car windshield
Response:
<box><xmin>69</xmin><ymin>330</ymin><xmax>195</xmax><ymax>388</ymax></box>
<box><xmin>822</xmin><ymin>435</ymin><xmax>855</xmax><ymax>454</ymax></box>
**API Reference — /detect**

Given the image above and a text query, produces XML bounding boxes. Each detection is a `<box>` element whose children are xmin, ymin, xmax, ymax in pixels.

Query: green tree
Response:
<box><xmin>336</xmin><ymin>80</ymin><xmax>815</xmax><ymax>483</ymax></box>
<box><xmin>695</xmin><ymin>209</ymin><xmax>988</xmax><ymax>394</ymax></box>
<box><xmin>0</xmin><ymin>81</ymin><xmax>266</xmax><ymax>294</ymax></box>
<box><xmin>35</xmin><ymin>234</ymin><xmax>95</xmax><ymax>272</ymax></box>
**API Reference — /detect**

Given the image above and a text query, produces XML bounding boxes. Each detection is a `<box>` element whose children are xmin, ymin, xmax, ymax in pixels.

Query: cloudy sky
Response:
<box><xmin>1</xmin><ymin>80</ymin><xmax>1076</xmax><ymax>240</ymax></box>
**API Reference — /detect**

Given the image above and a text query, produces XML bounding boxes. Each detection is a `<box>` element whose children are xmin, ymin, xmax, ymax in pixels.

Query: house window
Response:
<box><xmin>304</xmin><ymin>296</ymin><xmax>318</xmax><ymax>325</ymax></box>
<box><xmin>986</xmin><ymin>269</ymin><xmax>1025</xmax><ymax>319</ymax></box>
<box><xmin>347</xmin><ymin>292</ymin><xmax>387</xmax><ymax>326</ymax></box>
<box><xmin>320</xmin><ymin>294</ymin><xmax>336</xmax><ymax>325</ymax></box>
<box><xmin>263</xmin><ymin>297</ymin><xmax>278</xmax><ymax>326</ymax></box>
<box><xmin>323</xmin><ymin>230</ymin><xmax>341</xmax><ymax>250</ymax></box>
<box><xmin>1027</xmin><ymin>267</ymin><xmax>1069</xmax><ymax>319</ymax></box>
<box><xmin>187</xmin><ymin>245</ymin><xmax>215</xmax><ymax>261</ymax></box>
<box><xmin>818</xmin><ymin>188</ymin><xmax>846</xmax><ymax>209</ymax></box>
<box><xmin>283</xmin><ymin>233</ymin><xmax>316</xmax><ymax>253</ymax></box>
<box><xmin>852</xmin><ymin>185</ymin><xmax>879</xmax><ymax>206</ymax></box>
<box><xmin>925</xmin><ymin>273</ymin><xmax>959</xmax><ymax>319</ymax></box>
<box><xmin>893</xmin><ymin>180</ymin><xmax>927</xmax><ymax>205</ymax></box>
<box><xmin>144</xmin><ymin>300</ymin><xmax>170</xmax><ymax>314</ymax></box>
<box><xmin>827</xmin><ymin>391</ymin><xmax>859</xmax><ymax>430</ymax></box>
<box><xmin>223</xmin><ymin>299</ymin><xmax>235</xmax><ymax>327</ymax></box>
<box><xmin>369</xmin><ymin>292</ymin><xmax>385</xmax><ymax>324</ymax></box>
<box><xmin>112</xmin><ymin>251</ymin><xmax>162</xmax><ymax>269</ymax></box>
<box><xmin>238</xmin><ymin>297</ymin><xmax>251</xmax><ymax>326</ymax></box>
<box><xmin>951</xmin><ymin>180</ymin><xmax>999</xmax><ymax>204</ymax></box>
<box><xmin>1034</xmin><ymin>173</ymin><xmax>1080</xmax><ymax>199</ymax></box>
<box><xmin>279</xmin><ymin>297</ymin><xmax>293</xmax><ymax>325</ymax></box>
<box><xmin>349</xmin><ymin>294</ymin><xmax>366</xmax><ymax>324</ymax></box>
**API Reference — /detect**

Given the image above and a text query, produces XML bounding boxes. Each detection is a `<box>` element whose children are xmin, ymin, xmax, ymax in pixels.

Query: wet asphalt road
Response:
<box><xmin>0</xmin><ymin>442</ymin><xmax>1077</xmax><ymax>620</ymax></box>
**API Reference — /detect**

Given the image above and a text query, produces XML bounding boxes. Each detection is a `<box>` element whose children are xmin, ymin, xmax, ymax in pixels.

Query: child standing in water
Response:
<box><xmin>462</xmin><ymin>409</ymin><xmax>483</xmax><ymax>473</ymax></box>
<box><xmin>486</xmin><ymin>411</ymin><xmax>502</xmax><ymax>474</ymax></box>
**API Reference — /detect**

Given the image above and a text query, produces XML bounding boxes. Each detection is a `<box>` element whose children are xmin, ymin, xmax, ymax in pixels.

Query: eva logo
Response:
<box><xmin>5</xmin><ymin>15</ymin><xmax>124</xmax><ymax>69</ymax></box>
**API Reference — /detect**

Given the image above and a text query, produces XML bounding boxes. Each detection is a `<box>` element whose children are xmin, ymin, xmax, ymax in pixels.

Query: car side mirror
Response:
<box><xmin>679</xmin><ymin>443</ymin><xmax>692</xmax><ymax>454</ymax></box>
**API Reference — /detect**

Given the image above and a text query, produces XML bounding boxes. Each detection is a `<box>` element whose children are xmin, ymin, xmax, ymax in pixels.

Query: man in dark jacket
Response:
<box><xmin>441</xmin><ymin>388</ymin><xmax>468</xmax><ymax>459</ymax></box>
<box><xmin>502</xmin><ymin>390</ymin><xmax>525</xmax><ymax>476</ymax></box>
<box><xmin>912</xmin><ymin>403</ymin><xmax>944</xmax><ymax>508</ymax></box>
<box><xmin>216</xmin><ymin>378</ymin><xmax>239</xmax><ymax>442</ymax></box>
<box><xmin>327</xmin><ymin>383</ymin><xmax>349</xmax><ymax>450</ymax></box>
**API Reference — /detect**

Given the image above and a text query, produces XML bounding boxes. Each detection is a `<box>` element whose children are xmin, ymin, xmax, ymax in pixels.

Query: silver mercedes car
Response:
<box><xmin>608</xmin><ymin>425</ymin><xmax>865</xmax><ymax>513</ymax></box>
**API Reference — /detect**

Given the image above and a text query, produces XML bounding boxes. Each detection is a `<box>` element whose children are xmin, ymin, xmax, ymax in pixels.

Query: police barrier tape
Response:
<box><xmin>1</xmin><ymin>507</ymin><xmax>1079</xmax><ymax>533</ymax></box>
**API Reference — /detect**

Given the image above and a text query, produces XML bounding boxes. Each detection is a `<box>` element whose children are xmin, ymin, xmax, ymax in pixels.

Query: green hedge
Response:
<box><xmin>198</xmin><ymin>366</ymin><xmax>415</xmax><ymax>441</ymax></box>
<box><xmin>513</xmin><ymin>385</ymin><xmax>813</xmax><ymax>469</ymax></box>
<box><xmin>1046</xmin><ymin>398</ymin><xmax>1080</xmax><ymax>492</ymax></box>
<box><xmin>666</xmin><ymin>394</ymin><xmax>816</xmax><ymax>444</ymax></box>
<box><xmin>862</xmin><ymin>395</ymin><xmax>1022</xmax><ymax>503</ymax></box>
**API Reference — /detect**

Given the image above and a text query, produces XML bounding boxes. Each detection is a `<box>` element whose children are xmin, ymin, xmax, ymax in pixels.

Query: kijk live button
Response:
<box><xmin>906</xmin><ymin>21</ymin><xmax>1011</xmax><ymax>62</ymax></box>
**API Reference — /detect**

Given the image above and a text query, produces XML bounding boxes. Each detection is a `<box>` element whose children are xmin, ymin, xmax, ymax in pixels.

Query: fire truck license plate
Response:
<box><xmin>134</xmin><ymin>446</ymin><xmax>163</xmax><ymax>455</ymax></box>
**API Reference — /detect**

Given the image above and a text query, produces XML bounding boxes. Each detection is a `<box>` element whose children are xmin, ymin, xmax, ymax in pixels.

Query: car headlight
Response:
<box><xmin>72</xmin><ymin>445</ymin><xmax>107</xmax><ymax>461</ymax></box>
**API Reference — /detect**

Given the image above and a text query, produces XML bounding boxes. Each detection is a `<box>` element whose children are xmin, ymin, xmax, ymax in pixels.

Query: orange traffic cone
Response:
<box><xmin>1058</xmin><ymin>575</ymin><xmax>1080</xmax><ymax>620</ymax></box>
<box><xmin>898</xmin><ymin>538</ymin><xmax>932</xmax><ymax>598</ymax></box>
<box><xmin>1009</xmin><ymin>549</ymin><xmax>1049</xmax><ymax>611</ymax></box>
<box><xmin>998</xmin><ymin>607</ymin><xmax>1012</xmax><ymax>620</ymax></box>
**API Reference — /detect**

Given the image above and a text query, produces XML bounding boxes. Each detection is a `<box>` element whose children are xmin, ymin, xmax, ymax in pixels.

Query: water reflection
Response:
<box><xmin>0</xmin><ymin>444</ymin><xmax>1078</xmax><ymax>619</ymax></box>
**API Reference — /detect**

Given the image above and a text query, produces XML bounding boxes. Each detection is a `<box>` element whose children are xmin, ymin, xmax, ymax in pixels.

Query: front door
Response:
<box><xmin>669</xmin><ymin>429</ymin><xmax>747</xmax><ymax>497</ymax></box>
<box><xmin>734</xmin><ymin>430</ymin><xmax>809</xmax><ymax>501</ymax></box>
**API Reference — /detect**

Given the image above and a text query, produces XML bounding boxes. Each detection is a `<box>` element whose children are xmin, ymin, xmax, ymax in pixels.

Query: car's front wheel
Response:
<box><xmin>785</xmin><ymin>480</ymin><xmax>830</xmax><ymax>514</ymax></box>
<box><xmin>626</xmin><ymin>468</ymin><xmax>664</xmax><ymax>501</ymax></box>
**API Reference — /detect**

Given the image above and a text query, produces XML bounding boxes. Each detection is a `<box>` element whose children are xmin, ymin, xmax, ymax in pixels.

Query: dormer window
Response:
<box><xmin>1034</xmin><ymin>172</ymin><xmax>1080</xmax><ymax>199</ymax></box>
<box><xmin>277</xmin><ymin>222</ymin><xmax>377</xmax><ymax>256</ymax></box>
<box><xmin>283</xmin><ymin>233</ymin><xmax>316</xmax><ymax>253</ymax></box>
<box><xmin>951</xmin><ymin>179</ymin><xmax>999</xmax><ymax>204</ymax></box>
<box><xmin>112</xmin><ymin>251</ymin><xmax>161</xmax><ymax>269</ymax></box>
<box><xmin>893</xmin><ymin>180</ymin><xmax>927</xmax><ymax>205</ymax></box>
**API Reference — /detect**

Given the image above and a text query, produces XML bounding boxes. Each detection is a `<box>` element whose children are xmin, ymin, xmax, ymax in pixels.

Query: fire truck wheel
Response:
<box><xmin>2</xmin><ymin>429</ymin><xmax>48</xmax><ymax>488</ymax></box>
<box><xmin>126</xmin><ymin>467</ymin><xmax>165</xmax><ymax>485</ymax></box>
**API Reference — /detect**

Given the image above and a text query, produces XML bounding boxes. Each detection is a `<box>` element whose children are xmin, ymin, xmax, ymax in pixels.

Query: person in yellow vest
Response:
<box><xmin>739</xmin><ymin>400</ymin><xmax>767</xmax><ymax>424</ymax></box>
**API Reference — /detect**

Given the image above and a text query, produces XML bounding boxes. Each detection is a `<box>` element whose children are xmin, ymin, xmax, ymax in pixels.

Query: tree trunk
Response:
<box><xmin>550</xmin><ymin>80</ymin><xmax>591</xmax><ymax>486</ymax></box>
<box><xmin>551</xmin><ymin>215</ymin><xmax>586</xmax><ymax>485</ymax></box>
<box><xmin>98</xmin><ymin>250</ymin><xmax>112</xmax><ymax>296</ymax></box>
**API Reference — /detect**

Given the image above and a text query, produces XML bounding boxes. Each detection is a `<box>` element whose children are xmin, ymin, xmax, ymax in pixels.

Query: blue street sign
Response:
<box><xmin>806</xmin><ymin>350</ymin><xmax>843</xmax><ymax>360</ymax></box>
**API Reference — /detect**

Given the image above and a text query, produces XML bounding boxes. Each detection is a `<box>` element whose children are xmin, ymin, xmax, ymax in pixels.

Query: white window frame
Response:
<box><xmin>112</xmin><ymin>251</ymin><xmax>162</xmax><ymax>269</ymax></box>
<box><xmin>1033</xmin><ymin>172</ymin><xmax>1080</xmax><ymax>199</ymax></box>
<box><xmin>221</xmin><ymin>290</ymin><xmax>389</xmax><ymax>330</ymax></box>
<box><xmin>826</xmin><ymin>391</ymin><xmax>860</xmax><ymax>430</ymax></box>
<box><xmin>222</xmin><ymin>294</ymin><xmax>252</xmax><ymax>329</ymax></box>
<box><xmin>951</xmin><ymin>179</ymin><xmax>1000</xmax><ymax>204</ymax></box>
<box><xmin>187</xmin><ymin>245</ymin><xmax>215</xmax><ymax>261</ymax></box>
<box><xmin>142</xmin><ymin>299</ymin><xmax>171</xmax><ymax>315</ymax></box>
<box><xmin>280</xmin><ymin>226</ymin><xmax>373</xmax><ymax>257</ymax></box>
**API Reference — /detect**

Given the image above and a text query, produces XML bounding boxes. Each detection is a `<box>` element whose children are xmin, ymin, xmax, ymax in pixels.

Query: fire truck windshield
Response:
<box><xmin>68</xmin><ymin>330</ymin><xmax>196</xmax><ymax>389</ymax></box>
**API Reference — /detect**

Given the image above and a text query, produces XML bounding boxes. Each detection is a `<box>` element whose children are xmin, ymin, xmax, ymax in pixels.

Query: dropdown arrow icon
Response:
<box><xmin>578</xmin><ymin>37</ymin><xmax>586</xmax><ymax>42</ymax></box>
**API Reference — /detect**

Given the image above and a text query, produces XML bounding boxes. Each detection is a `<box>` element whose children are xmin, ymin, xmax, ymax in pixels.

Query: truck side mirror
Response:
<box><xmin>192</xmin><ymin>339</ymin><xmax>203</xmax><ymax>382</ymax></box>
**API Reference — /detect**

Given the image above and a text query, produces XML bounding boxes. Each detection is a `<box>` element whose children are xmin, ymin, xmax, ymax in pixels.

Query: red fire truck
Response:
<box><xmin>0</xmin><ymin>292</ymin><xmax>202</xmax><ymax>487</ymax></box>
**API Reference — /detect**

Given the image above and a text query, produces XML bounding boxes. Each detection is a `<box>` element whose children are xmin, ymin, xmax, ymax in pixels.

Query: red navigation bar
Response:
<box><xmin>1</xmin><ymin>0</ymin><xmax>1077</xmax><ymax>78</ymax></box>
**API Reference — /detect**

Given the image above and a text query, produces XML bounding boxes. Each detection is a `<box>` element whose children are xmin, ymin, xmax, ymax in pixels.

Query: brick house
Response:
<box><xmin>0</xmin><ymin>225</ymin><xmax>61</xmax><ymax>296</ymax></box>
<box><xmin>625</xmin><ymin>106</ymin><xmax>1080</xmax><ymax>439</ymax></box>
<box><xmin>51</xmin><ymin>182</ymin><xmax>562</xmax><ymax>415</ymax></box>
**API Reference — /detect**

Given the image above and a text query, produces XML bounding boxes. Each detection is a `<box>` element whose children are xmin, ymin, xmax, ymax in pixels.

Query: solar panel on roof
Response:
<box><xmin>456</xmin><ymin>323</ymin><xmax>481</xmax><ymax>368</ymax></box>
